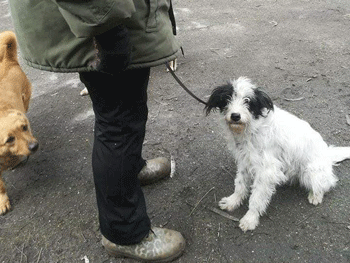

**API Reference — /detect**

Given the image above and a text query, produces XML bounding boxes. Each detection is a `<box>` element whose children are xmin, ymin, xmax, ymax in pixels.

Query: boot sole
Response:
<box><xmin>105</xmin><ymin>242</ymin><xmax>185</xmax><ymax>262</ymax></box>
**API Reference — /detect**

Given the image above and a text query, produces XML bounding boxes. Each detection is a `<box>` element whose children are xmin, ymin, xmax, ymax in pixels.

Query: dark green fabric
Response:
<box><xmin>55</xmin><ymin>0</ymin><xmax>136</xmax><ymax>37</ymax></box>
<box><xmin>8</xmin><ymin>0</ymin><xmax>180</xmax><ymax>72</ymax></box>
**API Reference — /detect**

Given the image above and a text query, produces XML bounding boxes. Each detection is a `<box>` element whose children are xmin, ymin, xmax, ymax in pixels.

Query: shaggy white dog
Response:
<box><xmin>205</xmin><ymin>77</ymin><xmax>350</xmax><ymax>232</ymax></box>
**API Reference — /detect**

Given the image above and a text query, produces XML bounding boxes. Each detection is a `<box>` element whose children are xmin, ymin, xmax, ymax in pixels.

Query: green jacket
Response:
<box><xmin>8</xmin><ymin>0</ymin><xmax>180</xmax><ymax>72</ymax></box>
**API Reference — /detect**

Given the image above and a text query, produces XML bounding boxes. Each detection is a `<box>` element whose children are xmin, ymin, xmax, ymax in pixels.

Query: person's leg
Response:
<box><xmin>79</xmin><ymin>68</ymin><xmax>151</xmax><ymax>245</ymax></box>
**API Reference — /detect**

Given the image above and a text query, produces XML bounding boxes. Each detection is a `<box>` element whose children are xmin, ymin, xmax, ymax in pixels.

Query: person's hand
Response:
<box><xmin>94</xmin><ymin>24</ymin><xmax>131</xmax><ymax>75</ymax></box>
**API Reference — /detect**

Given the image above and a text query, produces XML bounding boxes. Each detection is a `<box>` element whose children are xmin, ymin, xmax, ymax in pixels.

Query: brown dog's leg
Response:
<box><xmin>0</xmin><ymin>173</ymin><xmax>10</xmax><ymax>215</ymax></box>
<box><xmin>22</xmin><ymin>78</ymin><xmax>32</xmax><ymax>112</ymax></box>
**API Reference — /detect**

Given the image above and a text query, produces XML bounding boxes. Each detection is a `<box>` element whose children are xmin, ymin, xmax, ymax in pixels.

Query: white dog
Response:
<box><xmin>205</xmin><ymin>77</ymin><xmax>350</xmax><ymax>232</ymax></box>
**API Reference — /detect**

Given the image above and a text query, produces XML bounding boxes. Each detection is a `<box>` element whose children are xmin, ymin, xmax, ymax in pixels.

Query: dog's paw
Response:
<box><xmin>0</xmin><ymin>193</ymin><xmax>11</xmax><ymax>215</ymax></box>
<box><xmin>308</xmin><ymin>191</ymin><xmax>323</xmax><ymax>205</ymax></box>
<box><xmin>239</xmin><ymin>211</ymin><xmax>259</xmax><ymax>232</ymax></box>
<box><xmin>219</xmin><ymin>196</ymin><xmax>240</xmax><ymax>211</ymax></box>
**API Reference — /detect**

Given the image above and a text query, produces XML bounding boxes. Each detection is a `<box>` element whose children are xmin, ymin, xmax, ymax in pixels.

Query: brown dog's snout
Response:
<box><xmin>28</xmin><ymin>141</ymin><xmax>39</xmax><ymax>153</ymax></box>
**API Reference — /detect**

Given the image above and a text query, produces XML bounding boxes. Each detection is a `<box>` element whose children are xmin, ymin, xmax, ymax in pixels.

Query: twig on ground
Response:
<box><xmin>187</xmin><ymin>200</ymin><xmax>239</xmax><ymax>222</ymax></box>
<box><xmin>207</xmin><ymin>207</ymin><xmax>239</xmax><ymax>222</ymax></box>
<box><xmin>189</xmin><ymin>166</ymin><xmax>199</xmax><ymax>177</ymax></box>
<box><xmin>189</xmin><ymin>187</ymin><xmax>215</xmax><ymax>216</ymax></box>
<box><xmin>284</xmin><ymin>97</ymin><xmax>304</xmax><ymax>102</ymax></box>
<box><xmin>296</xmin><ymin>211</ymin><xmax>316</xmax><ymax>226</ymax></box>
<box><xmin>170</xmin><ymin>154</ymin><xmax>176</xmax><ymax>178</ymax></box>
<box><xmin>36</xmin><ymin>248</ymin><xmax>43</xmax><ymax>263</ymax></box>
<box><xmin>81</xmin><ymin>256</ymin><xmax>90</xmax><ymax>263</ymax></box>
<box><xmin>269</xmin><ymin>20</ymin><xmax>278</xmax><ymax>27</ymax></box>
<box><xmin>15</xmin><ymin>244</ymin><xmax>27</xmax><ymax>263</ymax></box>
<box><xmin>221</xmin><ymin>166</ymin><xmax>235</xmax><ymax>180</ymax></box>
<box><xmin>210</xmin><ymin>48</ymin><xmax>220</xmax><ymax>55</ymax></box>
<box><xmin>346</xmin><ymin>115</ymin><xmax>350</xmax><ymax>126</ymax></box>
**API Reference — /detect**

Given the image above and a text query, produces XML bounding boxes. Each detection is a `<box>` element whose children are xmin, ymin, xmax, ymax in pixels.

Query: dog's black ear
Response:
<box><xmin>249</xmin><ymin>88</ymin><xmax>274</xmax><ymax>119</ymax></box>
<box><xmin>205</xmin><ymin>84</ymin><xmax>233</xmax><ymax>115</ymax></box>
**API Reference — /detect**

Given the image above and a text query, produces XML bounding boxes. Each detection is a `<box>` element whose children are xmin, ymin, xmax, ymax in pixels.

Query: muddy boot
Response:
<box><xmin>102</xmin><ymin>227</ymin><xmax>185</xmax><ymax>262</ymax></box>
<box><xmin>138</xmin><ymin>157</ymin><xmax>171</xmax><ymax>186</ymax></box>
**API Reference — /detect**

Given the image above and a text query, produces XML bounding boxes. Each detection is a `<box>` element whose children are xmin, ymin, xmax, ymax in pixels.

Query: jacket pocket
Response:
<box><xmin>146</xmin><ymin>0</ymin><xmax>158</xmax><ymax>33</ymax></box>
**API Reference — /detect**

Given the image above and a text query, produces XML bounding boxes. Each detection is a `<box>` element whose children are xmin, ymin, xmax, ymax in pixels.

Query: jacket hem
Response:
<box><xmin>24</xmin><ymin>60</ymin><xmax>96</xmax><ymax>73</ymax></box>
<box><xmin>127</xmin><ymin>51</ymin><xmax>179</xmax><ymax>70</ymax></box>
<box><xmin>23</xmin><ymin>51</ymin><xmax>180</xmax><ymax>73</ymax></box>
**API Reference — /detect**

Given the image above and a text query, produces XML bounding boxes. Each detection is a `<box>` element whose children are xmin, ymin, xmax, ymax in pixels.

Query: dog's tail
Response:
<box><xmin>328</xmin><ymin>146</ymin><xmax>350</xmax><ymax>164</ymax></box>
<box><xmin>0</xmin><ymin>31</ymin><xmax>17</xmax><ymax>63</ymax></box>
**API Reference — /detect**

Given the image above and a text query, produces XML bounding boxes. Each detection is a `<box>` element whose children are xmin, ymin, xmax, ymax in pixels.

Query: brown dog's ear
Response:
<box><xmin>205</xmin><ymin>83</ymin><xmax>234</xmax><ymax>115</ymax></box>
<box><xmin>0</xmin><ymin>31</ymin><xmax>18</xmax><ymax>63</ymax></box>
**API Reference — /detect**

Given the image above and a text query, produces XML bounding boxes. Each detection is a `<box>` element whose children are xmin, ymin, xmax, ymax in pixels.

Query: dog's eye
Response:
<box><xmin>6</xmin><ymin>136</ymin><xmax>15</xmax><ymax>144</ymax></box>
<box><xmin>22</xmin><ymin>125</ymin><xmax>28</xmax><ymax>131</ymax></box>
<box><xmin>243</xmin><ymin>98</ymin><xmax>251</xmax><ymax>104</ymax></box>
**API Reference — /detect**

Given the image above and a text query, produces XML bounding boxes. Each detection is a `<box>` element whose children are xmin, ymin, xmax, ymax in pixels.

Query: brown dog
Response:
<box><xmin>0</xmin><ymin>31</ymin><xmax>38</xmax><ymax>215</ymax></box>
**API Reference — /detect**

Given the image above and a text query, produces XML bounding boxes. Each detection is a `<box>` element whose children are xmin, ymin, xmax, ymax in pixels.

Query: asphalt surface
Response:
<box><xmin>1</xmin><ymin>0</ymin><xmax>350</xmax><ymax>262</ymax></box>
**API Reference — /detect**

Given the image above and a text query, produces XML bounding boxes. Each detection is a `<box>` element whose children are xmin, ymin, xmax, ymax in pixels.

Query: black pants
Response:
<box><xmin>79</xmin><ymin>68</ymin><xmax>151</xmax><ymax>245</ymax></box>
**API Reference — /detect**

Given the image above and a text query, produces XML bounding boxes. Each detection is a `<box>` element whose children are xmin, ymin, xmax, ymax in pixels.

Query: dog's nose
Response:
<box><xmin>28</xmin><ymin>141</ymin><xmax>39</xmax><ymax>153</ymax></box>
<box><xmin>230</xmin><ymin>113</ymin><xmax>241</xmax><ymax>122</ymax></box>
